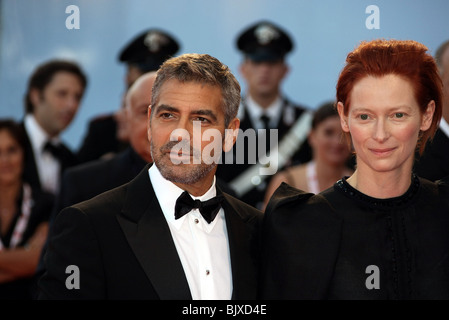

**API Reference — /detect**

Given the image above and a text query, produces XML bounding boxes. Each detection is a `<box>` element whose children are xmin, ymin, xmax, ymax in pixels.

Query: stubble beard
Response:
<box><xmin>150</xmin><ymin>140</ymin><xmax>217</xmax><ymax>185</ymax></box>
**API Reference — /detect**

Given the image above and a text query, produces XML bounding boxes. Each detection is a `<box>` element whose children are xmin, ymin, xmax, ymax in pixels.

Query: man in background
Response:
<box><xmin>22</xmin><ymin>59</ymin><xmax>87</xmax><ymax>195</ymax></box>
<box><xmin>77</xmin><ymin>29</ymin><xmax>180</xmax><ymax>163</ymax></box>
<box><xmin>216</xmin><ymin>20</ymin><xmax>311</xmax><ymax>209</ymax></box>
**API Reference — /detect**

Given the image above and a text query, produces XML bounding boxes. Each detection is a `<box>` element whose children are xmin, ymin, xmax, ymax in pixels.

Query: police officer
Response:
<box><xmin>216</xmin><ymin>20</ymin><xmax>312</xmax><ymax>210</ymax></box>
<box><xmin>77</xmin><ymin>29</ymin><xmax>180</xmax><ymax>163</ymax></box>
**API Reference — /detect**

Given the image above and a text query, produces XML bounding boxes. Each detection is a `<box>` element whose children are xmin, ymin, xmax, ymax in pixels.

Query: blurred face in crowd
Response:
<box><xmin>125</xmin><ymin>72</ymin><xmax>156</xmax><ymax>163</ymax></box>
<box><xmin>240</xmin><ymin>59</ymin><xmax>288</xmax><ymax>100</ymax></box>
<box><xmin>149</xmin><ymin>79</ymin><xmax>239</xmax><ymax>194</ymax></box>
<box><xmin>30</xmin><ymin>71</ymin><xmax>84</xmax><ymax>137</ymax></box>
<box><xmin>0</xmin><ymin>129</ymin><xmax>24</xmax><ymax>186</ymax></box>
<box><xmin>309</xmin><ymin>115</ymin><xmax>351</xmax><ymax>166</ymax></box>
<box><xmin>337</xmin><ymin>74</ymin><xmax>434</xmax><ymax>176</ymax></box>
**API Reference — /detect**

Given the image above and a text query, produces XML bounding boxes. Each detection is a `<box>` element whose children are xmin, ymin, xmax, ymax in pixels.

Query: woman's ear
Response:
<box><xmin>420</xmin><ymin>100</ymin><xmax>435</xmax><ymax>131</ymax></box>
<box><xmin>337</xmin><ymin>102</ymin><xmax>350</xmax><ymax>132</ymax></box>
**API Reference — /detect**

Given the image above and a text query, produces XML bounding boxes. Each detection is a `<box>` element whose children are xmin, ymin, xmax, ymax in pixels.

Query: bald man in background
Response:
<box><xmin>50</xmin><ymin>71</ymin><xmax>157</xmax><ymax>216</ymax></box>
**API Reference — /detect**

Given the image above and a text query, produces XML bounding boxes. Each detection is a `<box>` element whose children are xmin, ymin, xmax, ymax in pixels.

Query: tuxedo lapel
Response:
<box><xmin>116</xmin><ymin>165</ymin><xmax>192</xmax><ymax>300</ymax></box>
<box><xmin>221</xmin><ymin>193</ymin><xmax>259</xmax><ymax>300</ymax></box>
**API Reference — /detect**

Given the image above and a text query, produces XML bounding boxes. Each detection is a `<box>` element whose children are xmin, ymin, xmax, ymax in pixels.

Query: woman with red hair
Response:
<box><xmin>260</xmin><ymin>39</ymin><xmax>449</xmax><ymax>300</ymax></box>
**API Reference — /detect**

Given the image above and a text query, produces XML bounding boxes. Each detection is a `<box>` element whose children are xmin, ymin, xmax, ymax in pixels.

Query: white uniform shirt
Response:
<box><xmin>439</xmin><ymin>117</ymin><xmax>449</xmax><ymax>138</ymax></box>
<box><xmin>240</xmin><ymin>95</ymin><xmax>283</xmax><ymax>130</ymax></box>
<box><xmin>148</xmin><ymin>164</ymin><xmax>232</xmax><ymax>300</ymax></box>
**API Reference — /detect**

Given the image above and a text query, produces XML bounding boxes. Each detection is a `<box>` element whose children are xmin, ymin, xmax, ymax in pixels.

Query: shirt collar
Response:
<box><xmin>24</xmin><ymin>114</ymin><xmax>60</xmax><ymax>153</ymax></box>
<box><xmin>244</xmin><ymin>95</ymin><xmax>283</xmax><ymax>129</ymax></box>
<box><xmin>148</xmin><ymin>163</ymin><xmax>218</xmax><ymax>231</ymax></box>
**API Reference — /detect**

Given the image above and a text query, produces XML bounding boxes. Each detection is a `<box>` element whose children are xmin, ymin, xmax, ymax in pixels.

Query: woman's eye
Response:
<box><xmin>360</xmin><ymin>114</ymin><xmax>369</xmax><ymax>120</ymax></box>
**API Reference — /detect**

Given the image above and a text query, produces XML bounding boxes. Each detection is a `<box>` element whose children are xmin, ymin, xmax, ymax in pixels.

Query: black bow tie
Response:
<box><xmin>175</xmin><ymin>191</ymin><xmax>224</xmax><ymax>224</ymax></box>
<box><xmin>43</xmin><ymin>141</ymin><xmax>64</xmax><ymax>160</ymax></box>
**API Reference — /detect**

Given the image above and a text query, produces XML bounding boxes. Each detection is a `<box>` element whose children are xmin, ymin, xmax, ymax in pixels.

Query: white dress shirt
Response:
<box><xmin>240</xmin><ymin>94</ymin><xmax>283</xmax><ymax>130</ymax></box>
<box><xmin>148</xmin><ymin>164</ymin><xmax>232</xmax><ymax>300</ymax></box>
<box><xmin>24</xmin><ymin>114</ymin><xmax>61</xmax><ymax>194</ymax></box>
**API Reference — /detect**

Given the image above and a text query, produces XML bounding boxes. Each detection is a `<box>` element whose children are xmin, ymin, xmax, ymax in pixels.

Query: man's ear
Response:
<box><xmin>337</xmin><ymin>102</ymin><xmax>350</xmax><ymax>133</ymax></box>
<box><xmin>223</xmin><ymin>118</ymin><xmax>240</xmax><ymax>153</ymax></box>
<box><xmin>29</xmin><ymin>88</ymin><xmax>41</xmax><ymax>107</ymax></box>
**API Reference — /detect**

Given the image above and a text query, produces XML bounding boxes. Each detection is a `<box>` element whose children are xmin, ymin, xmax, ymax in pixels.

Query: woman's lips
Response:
<box><xmin>369</xmin><ymin>147</ymin><xmax>396</xmax><ymax>156</ymax></box>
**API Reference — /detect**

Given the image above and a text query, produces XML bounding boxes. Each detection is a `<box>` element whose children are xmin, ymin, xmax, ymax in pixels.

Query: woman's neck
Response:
<box><xmin>346</xmin><ymin>166</ymin><xmax>412</xmax><ymax>199</ymax></box>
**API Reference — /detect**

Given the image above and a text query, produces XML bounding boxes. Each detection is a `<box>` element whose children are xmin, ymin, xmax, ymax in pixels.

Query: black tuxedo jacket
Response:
<box><xmin>37</xmin><ymin>164</ymin><xmax>262</xmax><ymax>300</ymax></box>
<box><xmin>54</xmin><ymin>147</ymin><xmax>147</xmax><ymax>216</ymax></box>
<box><xmin>21</xmin><ymin>122</ymin><xmax>78</xmax><ymax>191</ymax></box>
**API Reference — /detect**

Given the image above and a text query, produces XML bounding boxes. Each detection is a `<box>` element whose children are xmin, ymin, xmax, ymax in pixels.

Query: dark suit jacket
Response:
<box><xmin>414</xmin><ymin>128</ymin><xmax>449</xmax><ymax>181</ymax></box>
<box><xmin>54</xmin><ymin>147</ymin><xmax>147</xmax><ymax>216</ymax></box>
<box><xmin>21</xmin><ymin>122</ymin><xmax>78</xmax><ymax>192</ymax></box>
<box><xmin>37</xmin><ymin>164</ymin><xmax>262</xmax><ymax>300</ymax></box>
<box><xmin>77</xmin><ymin>114</ymin><xmax>129</xmax><ymax>164</ymax></box>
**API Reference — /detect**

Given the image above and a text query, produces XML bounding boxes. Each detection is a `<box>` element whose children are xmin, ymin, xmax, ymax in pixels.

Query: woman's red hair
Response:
<box><xmin>336</xmin><ymin>39</ymin><xmax>443</xmax><ymax>154</ymax></box>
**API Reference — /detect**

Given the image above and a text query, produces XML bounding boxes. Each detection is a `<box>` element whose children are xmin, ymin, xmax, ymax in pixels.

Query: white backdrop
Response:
<box><xmin>1</xmin><ymin>0</ymin><xmax>448</xmax><ymax>150</ymax></box>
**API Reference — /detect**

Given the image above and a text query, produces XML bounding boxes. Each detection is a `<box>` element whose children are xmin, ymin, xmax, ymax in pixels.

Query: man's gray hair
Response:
<box><xmin>151</xmin><ymin>53</ymin><xmax>241</xmax><ymax>126</ymax></box>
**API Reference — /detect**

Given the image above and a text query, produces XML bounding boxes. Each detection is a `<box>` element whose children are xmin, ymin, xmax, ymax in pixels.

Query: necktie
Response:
<box><xmin>260</xmin><ymin>114</ymin><xmax>271</xmax><ymax>131</ymax></box>
<box><xmin>43</xmin><ymin>141</ymin><xmax>64</xmax><ymax>160</ymax></box>
<box><xmin>175</xmin><ymin>191</ymin><xmax>224</xmax><ymax>224</ymax></box>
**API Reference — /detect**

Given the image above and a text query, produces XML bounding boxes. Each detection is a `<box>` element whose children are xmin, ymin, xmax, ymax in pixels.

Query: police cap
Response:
<box><xmin>118</xmin><ymin>29</ymin><xmax>180</xmax><ymax>72</ymax></box>
<box><xmin>236</xmin><ymin>21</ymin><xmax>293</xmax><ymax>62</ymax></box>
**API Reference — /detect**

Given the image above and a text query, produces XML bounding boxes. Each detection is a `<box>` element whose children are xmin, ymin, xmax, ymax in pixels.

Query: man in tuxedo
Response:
<box><xmin>77</xmin><ymin>29</ymin><xmax>180</xmax><ymax>163</ymax></box>
<box><xmin>215</xmin><ymin>20</ymin><xmax>311</xmax><ymax>210</ymax></box>
<box><xmin>22</xmin><ymin>59</ymin><xmax>87</xmax><ymax>195</ymax></box>
<box><xmin>414</xmin><ymin>39</ymin><xmax>449</xmax><ymax>181</ymax></box>
<box><xmin>37</xmin><ymin>53</ymin><xmax>262</xmax><ymax>300</ymax></box>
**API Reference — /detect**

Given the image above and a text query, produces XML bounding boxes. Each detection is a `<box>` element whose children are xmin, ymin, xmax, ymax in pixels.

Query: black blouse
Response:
<box><xmin>260</xmin><ymin>175</ymin><xmax>449</xmax><ymax>300</ymax></box>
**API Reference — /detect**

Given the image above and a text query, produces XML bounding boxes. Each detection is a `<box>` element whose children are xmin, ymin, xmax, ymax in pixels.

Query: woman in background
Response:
<box><xmin>260</xmin><ymin>39</ymin><xmax>449</xmax><ymax>300</ymax></box>
<box><xmin>0</xmin><ymin>119</ymin><xmax>54</xmax><ymax>299</ymax></box>
<box><xmin>263</xmin><ymin>101</ymin><xmax>353</xmax><ymax>209</ymax></box>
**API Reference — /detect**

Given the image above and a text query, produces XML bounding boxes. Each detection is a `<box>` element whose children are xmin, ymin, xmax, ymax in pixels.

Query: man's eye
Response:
<box><xmin>194</xmin><ymin>117</ymin><xmax>209</xmax><ymax>122</ymax></box>
<box><xmin>395</xmin><ymin>113</ymin><xmax>404</xmax><ymax>118</ymax></box>
<box><xmin>160</xmin><ymin>113</ymin><xmax>173</xmax><ymax>119</ymax></box>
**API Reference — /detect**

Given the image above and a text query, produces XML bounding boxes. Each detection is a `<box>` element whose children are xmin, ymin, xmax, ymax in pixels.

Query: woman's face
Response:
<box><xmin>309</xmin><ymin>115</ymin><xmax>350</xmax><ymax>166</ymax></box>
<box><xmin>337</xmin><ymin>74</ymin><xmax>434</xmax><ymax>175</ymax></box>
<box><xmin>0</xmin><ymin>129</ymin><xmax>24</xmax><ymax>186</ymax></box>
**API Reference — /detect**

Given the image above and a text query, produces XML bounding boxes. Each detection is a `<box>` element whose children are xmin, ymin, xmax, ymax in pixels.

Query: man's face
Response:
<box><xmin>149</xmin><ymin>79</ymin><xmax>239</xmax><ymax>188</ymax></box>
<box><xmin>126</xmin><ymin>73</ymin><xmax>156</xmax><ymax>162</ymax></box>
<box><xmin>240</xmin><ymin>59</ymin><xmax>288</xmax><ymax>97</ymax></box>
<box><xmin>31</xmin><ymin>71</ymin><xmax>84</xmax><ymax>137</ymax></box>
